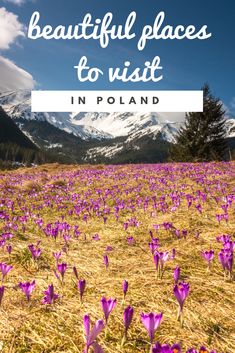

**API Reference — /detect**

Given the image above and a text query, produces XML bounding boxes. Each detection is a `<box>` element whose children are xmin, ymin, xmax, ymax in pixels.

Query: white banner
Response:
<box><xmin>31</xmin><ymin>90</ymin><xmax>203</xmax><ymax>113</ymax></box>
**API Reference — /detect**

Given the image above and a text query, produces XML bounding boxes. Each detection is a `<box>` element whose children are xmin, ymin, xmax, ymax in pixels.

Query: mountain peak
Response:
<box><xmin>0</xmin><ymin>90</ymin><xmax>183</xmax><ymax>142</ymax></box>
<box><xmin>1</xmin><ymin>89</ymin><xmax>234</xmax><ymax>145</ymax></box>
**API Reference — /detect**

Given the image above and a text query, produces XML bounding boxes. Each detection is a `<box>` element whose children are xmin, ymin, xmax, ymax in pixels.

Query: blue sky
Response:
<box><xmin>0</xmin><ymin>0</ymin><xmax>235</xmax><ymax>115</ymax></box>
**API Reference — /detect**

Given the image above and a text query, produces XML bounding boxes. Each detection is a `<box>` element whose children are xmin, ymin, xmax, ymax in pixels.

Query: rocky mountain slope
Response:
<box><xmin>0</xmin><ymin>106</ymin><xmax>37</xmax><ymax>150</ymax></box>
<box><xmin>1</xmin><ymin>89</ymin><xmax>235</xmax><ymax>163</ymax></box>
<box><xmin>0</xmin><ymin>90</ymin><xmax>182</xmax><ymax>142</ymax></box>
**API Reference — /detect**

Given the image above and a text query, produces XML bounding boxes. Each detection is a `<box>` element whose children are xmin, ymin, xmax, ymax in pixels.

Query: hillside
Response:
<box><xmin>0</xmin><ymin>106</ymin><xmax>37</xmax><ymax>150</ymax></box>
<box><xmin>16</xmin><ymin>119</ymin><xmax>90</xmax><ymax>163</ymax></box>
<box><xmin>1</xmin><ymin>90</ymin><xmax>235</xmax><ymax>163</ymax></box>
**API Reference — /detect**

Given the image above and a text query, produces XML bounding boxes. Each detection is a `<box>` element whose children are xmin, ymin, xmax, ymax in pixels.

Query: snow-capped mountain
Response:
<box><xmin>1</xmin><ymin>89</ymin><xmax>235</xmax><ymax>164</ymax></box>
<box><xmin>225</xmin><ymin>118</ymin><xmax>235</xmax><ymax>138</ymax></box>
<box><xmin>70</xmin><ymin>111</ymin><xmax>183</xmax><ymax>142</ymax></box>
<box><xmin>0</xmin><ymin>90</ymin><xmax>182</xmax><ymax>143</ymax></box>
<box><xmin>0</xmin><ymin>90</ymin><xmax>112</xmax><ymax>140</ymax></box>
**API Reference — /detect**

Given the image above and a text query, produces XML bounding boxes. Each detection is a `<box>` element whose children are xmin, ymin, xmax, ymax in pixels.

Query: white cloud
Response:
<box><xmin>0</xmin><ymin>7</ymin><xmax>25</xmax><ymax>50</ymax></box>
<box><xmin>0</xmin><ymin>8</ymin><xmax>35</xmax><ymax>91</ymax></box>
<box><xmin>0</xmin><ymin>56</ymin><xmax>35</xmax><ymax>90</ymax></box>
<box><xmin>3</xmin><ymin>0</ymin><xmax>26</xmax><ymax>5</ymax></box>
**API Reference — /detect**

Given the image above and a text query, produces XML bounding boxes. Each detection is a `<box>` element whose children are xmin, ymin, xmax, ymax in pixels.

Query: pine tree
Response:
<box><xmin>170</xmin><ymin>84</ymin><xmax>228</xmax><ymax>162</ymax></box>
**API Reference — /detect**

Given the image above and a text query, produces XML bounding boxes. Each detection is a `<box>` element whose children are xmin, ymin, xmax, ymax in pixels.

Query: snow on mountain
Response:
<box><xmin>225</xmin><ymin>118</ymin><xmax>235</xmax><ymax>138</ymax></box>
<box><xmin>85</xmin><ymin>143</ymin><xmax>124</xmax><ymax>161</ymax></box>
<box><xmin>0</xmin><ymin>89</ymin><xmax>185</xmax><ymax>143</ymax></box>
<box><xmin>1</xmin><ymin>89</ymin><xmax>234</xmax><ymax>145</ymax></box>
<box><xmin>71</xmin><ymin>111</ymin><xmax>184</xmax><ymax>142</ymax></box>
<box><xmin>0</xmin><ymin>90</ymin><xmax>184</xmax><ymax>142</ymax></box>
<box><xmin>124</xmin><ymin>120</ymin><xmax>181</xmax><ymax>144</ymax></box>
<box><xmin>0</xmin><ymin>90</ymin><xmax>112</xmax><ymax>140</ymax></box>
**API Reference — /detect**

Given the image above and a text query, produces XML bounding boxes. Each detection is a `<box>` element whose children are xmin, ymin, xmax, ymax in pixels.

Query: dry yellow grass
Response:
<box><xmin>0</xmin><ymin>163</ymin><xmax>234</xmax><ymax>353</ymax></box>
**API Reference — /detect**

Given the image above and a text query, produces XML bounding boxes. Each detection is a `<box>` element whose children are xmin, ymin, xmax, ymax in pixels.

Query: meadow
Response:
<box><xmin>0</xmin><ymin>162</ymin><xmax>234</xmax><ymax>353</ymax></box>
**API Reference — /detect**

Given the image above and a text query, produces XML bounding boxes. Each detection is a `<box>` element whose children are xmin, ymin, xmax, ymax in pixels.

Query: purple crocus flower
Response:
<box><xmin>140</xmin><ymin>312</ymin><xmax>163</xmax><ymax>343</ymax></box>
<box><xmin>216</xmin><ymin>234</ymin><xmax>231</xmax><ymax>243</ymax></box>
<box><xmin>0</xmin><ymin>263</ymin><xmax>13</xmax><ymax>281</ymax></box>
<box><xmin>171</xmin><ymin>249</ymin><xmax>176</xmax><ymax>259</ymax></box>
<box><xmin>149</xmin><ymin>242</ymin><xmax>159</xmax><ymax>254</ymax></box>
<box><xmin>6</xmin><ymin>245</ymin><xmax>12</xmax><ymax>255</ymax></box>
<box><xmin>173</xmin><ymin>266</ymin><xmax>180</xmax><ymax>284</ymax></box>
<box><xmin>153</xmin><ymin>224</ymin><xmax>161</xmax><ymax>232</ymax></box>
<box><xmin>83</xmin><ymin>214</ymin><xmax>88</xmax><ymax>223</ymax></box>
<box><xmin>126</xmin><ymin>236</ymin><xmax>134</xmax><ymax>245</ymax></box>
<box><xmin>171</xmin><ymin>344</ymin><xmax>181</xmax><ymax>353</ymax></box>
<box><xmin>174</xmin><ymin>282</ymin><xmax>190</xmax><ymax>315</ymax></box>
<box><xmin>124</xmin><ymin>222</ymin><xmax>128</xmax><ymax>231</ymax></box>
<box><xmin>42</xmin><ymin>284</ymin><xmax>59</xmax><ymax>304</ymax></box>
<box><xmin>159</xmin><ymin>251</ymin><xmax>171</xmax><ymax>269</ymax></box>
<box><xmin>92</xmin><ymin>234</ymin><xmax>100</xmax><ymax>241</ymax></box>
<box><xmin>201</xmin><ymin>250</ymin><xmax>214</xmax><ymax>267</ymax></box>
<box><xmin>78</xmin><ymin>279</ymin><xmax>86</xmax><ymax>302</ymax></box>
<box><xmin>196</xmin><ymin>204</ymin><xmax>202</xmax><ymax>213</ymax></box>
<box><xmin>152</xmin><ymin>237</ymin><xmax>159</xmax><ymax>245</ymax></box>
<box><xmin>19</xmin><ymin>280</ymin><xmax>35</xmax><ymax>301</ymax></box>
<box><xmin>57</xmin><ymin>263</ymin><xmax>67</xmax><ymax>282</ymax></box>
<box><xmin>63</xmin><ymin>234</ymin><xmax>71</xmax><ymax>243</ymax></box>
<box><xmin>152</xmin><ymin>342</ymin><xmax>181</xmax><ymax>353</ymax></box>
<box><xmin>218</xmin><ymin>250</ymin><xmax>233</xmax><ymax>278</ymax></box>
<box><xmin>154</xmin><ymin>251</ymin><xmax>172</xmax><ymax>277</ymax></box>
<box><xmin>123</xmin><ymin>280</ymin><xmax>128</xmax><ymax>299</ymax></box>
<box><xmin>223</xmin><ymin>240</ymin><xmax>235</xmax><ymax>252</ymax></box>
<box><xmin>153</xmin><ymin>253</ymin><xmax>160</xmax><ymax>272</ymax></box>
<box><xmin>123</xmin><ymin>305</ymin><xmax>134</xmax><ymax>335</ymax></box>
<box><xmin>224</xmin><ymin>213</ymin><xmax>229</xmax><ymax>223</ymax></box>
<box><xmin>216</xmin><ymin>214</ymin><xmax>223</xmax><ymax>224</ymax></box>
<box><xmin>0</xmin><ymin>240</ymin><xmax>5</xmax><ymax>248</ymax></box>
<box><xmin>105</xmin><ymin>246</ymin><xmax>113</xmax><ymax>252</ymax></box>
<box><xmin>186</xmin><ymin>348</ymin><xmax>211</xmax><ymax>353</ymax></box>
<box><xmin>28</xmin><ymin>244</ymin><xmax>41</xmax><ymax>260</ymax></box>
<box><xmin>162</xmin><ymin>222</ymin><xmax>173</xmax><ymax>230</ymax></box>
<box><xmin>218</xmin><ymin>250</ymin><xmax>228</xmax><ymax>270</ymax></box>
<box><xmin>2</xmin><ymin>232</ymin><xmax>13</xmax><ymax>240</ymax></box>
<box><xmin>0</xmin><ymin>286</ymin><xmax>4</xmax><ymax>306</ymax></box>
<box><xmin>152</xmin><ymin>342</ymin><xmax>163</xmax><ymax>353</ymax></box>
<box><xmin>103</xmin><ymin>255</ymin><xmax>109</xmax><ymax>270</ymax></box>
<box><xmin>83</xmin><ymin>314</ymin><xmax>105</xmax><ymax>353</ymax></box>
<box><xmin>53</xmin><ymin>251</ymin><xmax>62</xmax><ymax>263</ymax></box>
<box><xmin>175</xmin><ymin>229</ymin><xmax>181</xmax><ymax>238</ymax></box>
<box><xmin>100</xmin><ymin>297</ymin><xmax>116</xmax><ymax>323</ymax></box>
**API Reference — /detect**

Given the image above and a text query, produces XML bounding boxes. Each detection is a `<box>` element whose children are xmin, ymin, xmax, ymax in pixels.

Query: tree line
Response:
<box><xmin>169</xmin><ymin>84</ymin><xmax>233</xmax><ymax>162</ymax></box>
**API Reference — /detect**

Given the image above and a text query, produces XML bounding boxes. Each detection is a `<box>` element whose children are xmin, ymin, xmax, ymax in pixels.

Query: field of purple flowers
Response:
<box><xmin>0</xmin><ymin>162</ymin><xmax>234</xmax><ymax>353</ymax></box>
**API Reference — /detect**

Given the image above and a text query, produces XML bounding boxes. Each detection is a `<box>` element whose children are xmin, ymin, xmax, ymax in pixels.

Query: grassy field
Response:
<box><xmin>0</xmin><ymin>162</ymin><xmax>234</xmax><ymax>353</ymax></box>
